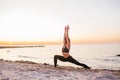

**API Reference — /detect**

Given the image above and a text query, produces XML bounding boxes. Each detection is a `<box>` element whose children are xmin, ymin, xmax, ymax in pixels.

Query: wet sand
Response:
<box><xmin>0</xmin><ymin>59</ymin><xmax>120</xmax><ymax>80</ymax></box>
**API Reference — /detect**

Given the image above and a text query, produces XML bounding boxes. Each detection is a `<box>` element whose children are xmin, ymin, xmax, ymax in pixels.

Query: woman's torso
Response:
<box><xmin>62</xmin><ymin>46</ymin><xmax>70</xmax><ymax>58</ymax></box>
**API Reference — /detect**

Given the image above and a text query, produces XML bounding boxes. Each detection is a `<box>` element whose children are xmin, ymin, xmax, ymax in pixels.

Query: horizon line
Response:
<box><xmin>0</xmin><ymin>40</ymin><xmax>120</xmax><ymax>45</ymax></box>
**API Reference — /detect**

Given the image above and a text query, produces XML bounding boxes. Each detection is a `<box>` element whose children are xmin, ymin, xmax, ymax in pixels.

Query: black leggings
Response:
<box><xmin>54</xmin><ymin>55</ymin><xmax>90</xmax><ymax>69</ymax></box>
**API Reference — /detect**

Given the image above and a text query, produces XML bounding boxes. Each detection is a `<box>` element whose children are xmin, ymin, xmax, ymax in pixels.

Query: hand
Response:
<box><xmin>65</xmin><ymin>26</ymin><xmax>67</xmax><ymax>30</ymax></box>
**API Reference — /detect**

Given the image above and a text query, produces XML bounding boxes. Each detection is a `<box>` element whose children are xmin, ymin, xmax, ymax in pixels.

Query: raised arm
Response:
<box><xmin>64</xmin><ymin>26</ymin><xmax>67</xmax><ymax>39</ymax></box>
<box><xmin>63</xmin><ymin>25</ymin><xmax>70</xmax><ymax>48</ymax></box>
<box><xmin>65</xmin><ymin>25</ymin><xmax>69</xmax><ymax>38</ymax></box>
<box><xmin>64</xmin><ymin>25</ymin><xmax>69</xmax><ymax>38</ymax></box>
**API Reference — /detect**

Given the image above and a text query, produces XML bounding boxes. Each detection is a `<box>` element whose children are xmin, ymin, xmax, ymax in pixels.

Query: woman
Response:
<box><xmin>54</xmin><ymin>25</ymin><xmax>90</xmax><ymax>69</ymax></box>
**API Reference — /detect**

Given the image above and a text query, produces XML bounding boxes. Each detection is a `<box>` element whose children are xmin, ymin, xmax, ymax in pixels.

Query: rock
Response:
<box><xmin>116</xmin><ymin>54</ymin><xmax>120</xmax><ymax>57</ymax></box>
<box><xmin>0</xmin><ymin>59</ymin><xmax>3</xmax><ymax>61</ymax></box>
<box><xmin>43</xmin><ymin>63</ymin><xmax>49</xmax><ymax>65</ymax></box>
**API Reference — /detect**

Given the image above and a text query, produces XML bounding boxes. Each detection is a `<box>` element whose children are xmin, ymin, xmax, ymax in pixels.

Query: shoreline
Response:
<box><xmin>0</xmin><ymin>59</ymin><xmax>120</xmax><ymax>80</ymax></box>
<box><xmin>0</xmin><ymin>45</ymin><xmax>45</xmax><ymax>49</ymax></box>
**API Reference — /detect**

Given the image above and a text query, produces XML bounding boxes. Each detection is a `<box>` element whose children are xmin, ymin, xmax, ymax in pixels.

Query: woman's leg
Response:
<box><xmin>54</xmin><ymin>55</ymin><xmax>67</xmax><ymax>67</ymax></box>
<box><xmin>67</xmin><ymin>56</ymin><xmax>90</xmax><ymax>69</ymax></box>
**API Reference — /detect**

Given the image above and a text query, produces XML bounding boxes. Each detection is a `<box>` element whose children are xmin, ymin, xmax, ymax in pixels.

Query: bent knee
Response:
<box><xmin>54</xmin><ymin>55</ymin><xmax>59</xmax><ymax>58</ymax></box>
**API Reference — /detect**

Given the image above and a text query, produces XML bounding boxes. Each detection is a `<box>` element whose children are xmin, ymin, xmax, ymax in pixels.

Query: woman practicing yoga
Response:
<box><xmin>54</xmin><ymin>25</ymin><xmax>90</xmax><ymax>69</ymax></box>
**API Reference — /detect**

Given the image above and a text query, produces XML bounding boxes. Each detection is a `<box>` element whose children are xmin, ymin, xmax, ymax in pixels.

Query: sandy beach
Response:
<box><xmin>0</xmin><ymin>59</ymin><xmax>119</xmax><ymax>80</ymax></box>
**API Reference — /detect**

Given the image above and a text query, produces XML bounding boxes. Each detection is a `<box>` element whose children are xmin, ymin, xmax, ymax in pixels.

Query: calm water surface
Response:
<box><xmin>0</xmin><ymin>43</ymin><xmax>120</xmax><ymax>70</ymax></box>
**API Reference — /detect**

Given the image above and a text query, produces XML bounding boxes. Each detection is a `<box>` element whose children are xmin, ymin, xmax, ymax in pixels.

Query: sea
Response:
<box><xmin>0</xmin><ymin>43</ymin><xmax>120</xmax><ymax>70</ymax></box>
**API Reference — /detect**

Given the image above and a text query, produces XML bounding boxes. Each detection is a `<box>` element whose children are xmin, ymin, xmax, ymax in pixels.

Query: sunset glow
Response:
<box><xmin>0</xmin><ymin>0</ymin><xmax>120</xmax><ymax>45</ymax></box>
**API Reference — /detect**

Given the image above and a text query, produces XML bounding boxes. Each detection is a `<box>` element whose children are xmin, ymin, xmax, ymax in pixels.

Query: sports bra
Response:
<box><xmin>62</xmin><ymin>46</ymin><xmax>69</xmax><ymax>53</ymax></box>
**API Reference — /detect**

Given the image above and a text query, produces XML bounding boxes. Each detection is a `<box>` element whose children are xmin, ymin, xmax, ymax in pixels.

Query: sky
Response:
<box><xmin>0</xmin><ymin>0</ymin><xmax>120</xmax><ymax>44</ymax></box>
